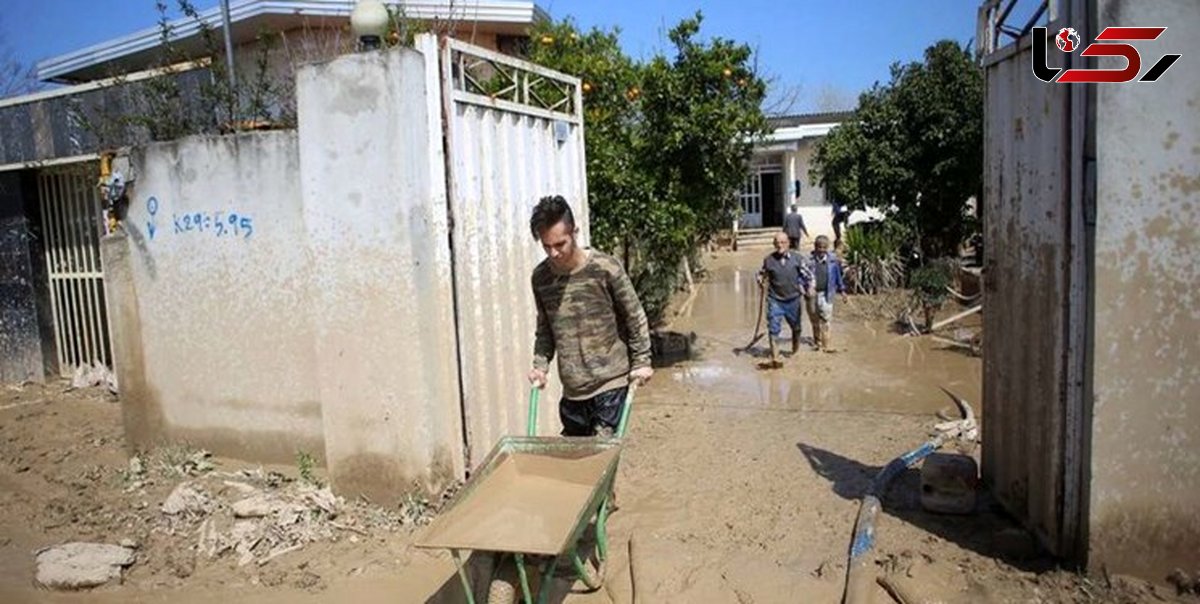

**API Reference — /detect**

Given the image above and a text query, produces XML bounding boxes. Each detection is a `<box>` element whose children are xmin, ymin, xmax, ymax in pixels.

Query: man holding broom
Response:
<box><xmin>757</xmin><ymin>231</ymin><xmax>814</xmax><ymax>365</ymax></box>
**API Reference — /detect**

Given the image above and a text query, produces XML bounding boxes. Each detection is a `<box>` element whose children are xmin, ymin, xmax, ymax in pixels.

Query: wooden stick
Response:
<box><xmin>930</xmin><ymin>336</ymin><xmax>974</xmax><ymax>350</ymax></box>
<box><xmin>330</xmin><ymin>521</ymin><xmax>369</xmax><ymax>536</ymax></box>
<box><xmin>877</xmin><ymin>575</ymin><xmax>924</xmax><ymax>604</ymax></box>
<box><xmin>930</xmin><ymin>305</ymin><xmax>982</xmax><ymax>331</ymax></box>
<box><xmin>257</xmin><ymin>543</ymin><xmax>303</xmax><ymax>566</ymax></box>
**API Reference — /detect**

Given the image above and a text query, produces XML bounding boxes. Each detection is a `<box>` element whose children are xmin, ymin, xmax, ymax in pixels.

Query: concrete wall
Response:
<box><xmin>788</xmin><ymin>141</ymin><xmax>827</xmax><ymax>208</ymax></box>
<box><xmin>102</xmin><ymin>38</ymin><xmax>582</xmax><ymax>502</ymax></box>
<box><xmin>296</xmin><ymin>44</ymin><xmax>465</xmax><ymax>501</ymax></box>
<box><xmin>1087</xmin><ymin>0</ymin><xmax>1200</xmax><ymax>579</ymax></box>
<box><xmin>106</xmin><ymin>132</ymin><xmax>324</xmax><ymax>464</ymax></box>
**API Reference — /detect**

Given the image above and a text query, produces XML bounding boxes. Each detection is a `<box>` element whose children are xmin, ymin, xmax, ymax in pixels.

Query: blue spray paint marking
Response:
<box><xmin>146</xmin><ymin>196</ymin><xmax>159</xmax><ymax>240</ymax></box>
<box><xmin>171</xmin><ymin>210</ymin><xmax>254</xmax><ymax>239</ymax></box>
<box><xmin>146</xmin><ymin>195</ymin><xmax>255</xmax><ymax>241</ymax></box>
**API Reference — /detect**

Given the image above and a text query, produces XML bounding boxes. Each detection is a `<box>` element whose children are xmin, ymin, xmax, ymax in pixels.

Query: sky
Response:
<box><xmin>1</xmin><ymin>0</ymin><xmax>985</xmax><ymax>112</ymax></box>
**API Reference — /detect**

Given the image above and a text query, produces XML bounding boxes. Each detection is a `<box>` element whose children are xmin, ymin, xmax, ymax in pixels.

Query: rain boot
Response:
<box><xmin>792</xmin><ymin>330</ymin><xmax>802</xmax><ymax>355</ymax></box>
<box><xmin>769</xmin><ymin>337</ymin><xmax>779</xmax><ymax>365</ymax></box>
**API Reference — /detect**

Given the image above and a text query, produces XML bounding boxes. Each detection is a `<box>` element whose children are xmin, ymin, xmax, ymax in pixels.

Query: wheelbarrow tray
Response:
<box><xmin>417</xmin><ymin>436</ymin><xmax>622</xmax><ymax>556</ymax></box>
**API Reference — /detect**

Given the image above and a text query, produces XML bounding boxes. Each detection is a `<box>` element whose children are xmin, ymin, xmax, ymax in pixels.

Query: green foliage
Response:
<box><xmin>842</xmin><ymin>222</ymin><xmax>905</xmax><ymax>294</ymax></box>
<box><xmin>909</xmin><ymin>260</ymin><xmax>953</xmax><ymax>308</ymax></box>
<box><xmin>810</xmin><ymin>40</ymin><xmax>982</xmax><ymax>257</ymax></box>
<box><xmin>296</xmin><ymin>450</ymin><xmax>319</xmax><ymax>486</ymax></box>
<box><xmin>77</xmin><ymin>1</ymin><xmax>301</xmax><ymax>144</ymax></box>
<box><xmin>529</xmin><ymin>13</ymin><xmax>768</xmax><ymax>323</ymax></box>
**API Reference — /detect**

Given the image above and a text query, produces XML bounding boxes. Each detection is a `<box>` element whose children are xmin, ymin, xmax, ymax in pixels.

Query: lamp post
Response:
<box><xmin>350</xmin><ymin>0</ymin><xmax>390</xmax><ymax>51</ymax></box>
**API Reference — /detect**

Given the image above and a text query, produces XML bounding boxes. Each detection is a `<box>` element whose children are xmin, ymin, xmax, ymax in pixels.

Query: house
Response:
<box><xmin>0</xmin><ymin>0</ymin><xmax>546</xmax><ymax>384</ymax></box>
<box><xmin>36</xmin><ymin>0</ymin><xmax>546</xmax><ymax>85</ymax></box>
<box><xmin>737</xmin><ymin>111</ymin><xmax>881</xmax><ymax>245</ymax></box>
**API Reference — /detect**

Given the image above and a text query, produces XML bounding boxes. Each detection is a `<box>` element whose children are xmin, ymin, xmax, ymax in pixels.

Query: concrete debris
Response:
<box><xmin>197</xmin><ymin>518</ymin><xmax>222</xmax><ymax>558</ymax></box>
<box><xmin>222</xmin><ymin>481</ymin><xmax>259</xmax><ymax>496</ymax></box>
<box><xmin>231</xmin><ymin>494</ymin><xmax>284</xmax><ymax>518</ymax></box>
<box><xmin>69</xmin><ymin>361</ymin><xmax>118</xmax><ymax>394</ymax></box>
<box><xmin>34</xmin><ymin>542</ymin><xmax>136</xmax><ymax>590</ymax></box>
<box><xmin>161</xmin><ymin>482</ymin><xmax>211</xmax><ymax>516</ymax></box>
<box><xmin>299</xmin><ymin>485</ymin><xmax>340</xmax><ymax>516</ymax></box>
<box><xmin>171</xmin><ymin>450</ymin><xmax>215</xmax><ymax>477</ymax></box>
<box><xmin>127</xmin><ymin>456</ymin><xmax>145</xmax><ymax>477</ymax></box>
<box><xmin>1167</xmin><ymin>568</ymin><xmax>1200</xmax><ymax>595</ymax></box>
<box><xmin>181</xmin><ymin>482</ymin><xmax>350</xmax><ymax>567</ymax></box>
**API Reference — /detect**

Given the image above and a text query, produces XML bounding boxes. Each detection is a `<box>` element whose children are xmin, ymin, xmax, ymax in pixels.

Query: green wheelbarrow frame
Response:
<box><xmin>422</xmin><ymin>385</ymin><xmax>635</xmax><ymax>604</ymax></box>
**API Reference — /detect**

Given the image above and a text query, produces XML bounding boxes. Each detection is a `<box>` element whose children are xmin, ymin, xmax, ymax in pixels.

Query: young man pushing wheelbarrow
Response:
<box><xmin>526</xmin><ymin>195</ymin><xmax>654</xmax><ymax>436</ymax></box>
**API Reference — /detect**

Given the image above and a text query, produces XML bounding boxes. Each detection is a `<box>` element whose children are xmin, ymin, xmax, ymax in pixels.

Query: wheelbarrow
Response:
<box><xmin>416</xmin><ymin>384</ymin><xmax>635</xmax><ymax>603</ymax></box>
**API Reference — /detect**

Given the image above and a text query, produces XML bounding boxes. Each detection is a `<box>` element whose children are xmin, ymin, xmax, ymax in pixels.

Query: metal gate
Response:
<box><xmin>436</xmin><ymin>37</ymin><xmax>588</xmax><ymax>467</ymax></box>
<box><xmin>36</xmin><ymin>164</ymin><xmax>113</xmax><ymax>375</ymax></box>
<box><xmin>978</xmin><ymin>0</ymin><xmax>1088</xmax><ymax>559</ymax></box>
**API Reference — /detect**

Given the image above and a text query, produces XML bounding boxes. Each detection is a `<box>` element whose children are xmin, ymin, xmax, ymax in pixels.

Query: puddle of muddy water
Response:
<box><xmin>665</xmin><ymin>256</ymin><xmax>982</xmax><ymax>416</ymax></box>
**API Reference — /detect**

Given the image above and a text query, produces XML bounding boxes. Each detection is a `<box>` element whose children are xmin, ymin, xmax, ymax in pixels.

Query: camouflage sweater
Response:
<box><xmin>531</xmin><ymin>250</ymin><xmax>652</xmax><ymax>400</ymax></box>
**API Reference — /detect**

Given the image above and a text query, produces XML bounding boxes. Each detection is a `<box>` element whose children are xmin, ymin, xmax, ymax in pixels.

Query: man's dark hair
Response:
<box><xmin>530</xmin><ymin>195</ymin><xmax>575</xmax><ymax>239</ymax></box>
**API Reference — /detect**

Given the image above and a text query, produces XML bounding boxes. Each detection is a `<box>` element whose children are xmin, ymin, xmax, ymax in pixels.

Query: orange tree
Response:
<box><xmin>810</xmin><ymin>41</ymin><xmax>982</xmax><ymax>258</ymax></box>
<box><xmin>529</xmin><ymin>13</ymin><xmax>767</xmax><ymax>322</ymax></box>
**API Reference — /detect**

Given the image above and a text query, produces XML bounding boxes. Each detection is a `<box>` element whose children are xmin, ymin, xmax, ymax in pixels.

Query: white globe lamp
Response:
<box><xmin>351</xmin><ymin>0</ymin><xmax>390</xmax><ymax>50</ymax></box>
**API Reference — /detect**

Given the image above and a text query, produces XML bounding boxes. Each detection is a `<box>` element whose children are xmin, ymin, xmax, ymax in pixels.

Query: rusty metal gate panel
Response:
<box><xmin>979</xmin><ymin>1</ymin><xmax>1086</xmax><ymax>558</ymax></box>
<box><xmin>36</xmin><ymin>164</ymin><xmax>113</xmax><ymax>375</ymax></box>
<box><xmin>437</xmin><ymin>37</ymin><xmax>588</xmax><ymax>468</ymax></box>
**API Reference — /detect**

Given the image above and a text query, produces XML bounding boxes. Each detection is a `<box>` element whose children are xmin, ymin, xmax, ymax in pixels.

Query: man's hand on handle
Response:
<box><xmin>630</xmin><ymin>366</ymin><xmax>653</xmax><ymax>386</ymax></box>
<box><xmin>528</xmin><ymin>368</ymin><xmax>548</xmax><ymax>389</ymax></box>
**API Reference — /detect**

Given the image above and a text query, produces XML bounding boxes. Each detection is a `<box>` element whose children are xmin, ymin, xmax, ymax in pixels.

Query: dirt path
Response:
<box><xmin>0</xmin><ymin>251</ymin><xmax>1183</xmax><ymax>603</ymax></box>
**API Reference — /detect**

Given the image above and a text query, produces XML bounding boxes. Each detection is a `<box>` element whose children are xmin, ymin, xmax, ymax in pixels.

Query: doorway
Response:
<box><xmin>761</xmin><ymin>171</ymin><xmax>782</xmax><ymax>228</ymax></box>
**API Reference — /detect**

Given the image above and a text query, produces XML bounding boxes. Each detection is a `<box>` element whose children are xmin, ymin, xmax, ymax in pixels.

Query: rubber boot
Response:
<box><xmin>792</xmin><ymin>331</ymin><xmax>802</xmax><ymax>354</ymax></box>
<box><xmin>769</xmin><ymin>337</ymin><xmax>779</xmax><ymax>365</ymax></box>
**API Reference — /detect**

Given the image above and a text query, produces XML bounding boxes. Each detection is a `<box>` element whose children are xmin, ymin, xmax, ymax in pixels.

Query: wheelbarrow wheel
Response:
<box><xmin>487</xmin><ymin>578</ymin><xmax>515</xmax><ymax>604</ymax></box>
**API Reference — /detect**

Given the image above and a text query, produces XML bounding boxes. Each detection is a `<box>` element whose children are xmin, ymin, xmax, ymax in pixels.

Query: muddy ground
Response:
<box><xmin>0</xmin><ymin>250</ymin><xmax>1192</xmax><ymax>603</ymax></box>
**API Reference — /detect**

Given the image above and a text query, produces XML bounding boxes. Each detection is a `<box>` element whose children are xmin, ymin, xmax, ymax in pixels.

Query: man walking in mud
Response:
<box><xmin>806</xmin><ymin>235</ymin><xmax>846</xmax><ymax>352</ymax></box>
<box><xmin>783</xmin><ymin>203</ymin><xmax>808</xmax><ymax>250</ymax></box>
<box><xmin>527</xmin><ymin>195</ymin><xmax>653</xmax><ymax>437</ymax></box>
<box><xmin>758</xmin><ymin>231</ymin><xmax>814</xmax><ymax>364</ymax></box>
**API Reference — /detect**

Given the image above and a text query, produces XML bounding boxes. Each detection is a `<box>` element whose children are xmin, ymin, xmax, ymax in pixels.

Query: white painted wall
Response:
<box><xmin>296</xmin><ymin>43</ymin><xmax>465</xmax><ymax>502</ymax></box>
<box><xmin>104</xmin><ymin>37</ymin><xmax>590</xmax><ymax>503</ymax></box>
<box><xmin>115</xmin><ymin>132</ymin><xmax>324</xmax><ymax>463</ymax></box>
<box><xmin>1088</xmin><ymin>0</ymin><xmax>1200</xmax><ymax>579</ymax></box>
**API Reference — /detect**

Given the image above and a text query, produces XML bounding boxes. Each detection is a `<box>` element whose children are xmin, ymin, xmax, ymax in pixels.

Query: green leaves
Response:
<box><xmin>810</xmin><ymin>40</ymin><xmax>982</xmax><ymax>257</ymax></box>
<box><xmin>530</xmin><ymin>14</ymin><xmax>767</xmax><ymax>323</ymax></box>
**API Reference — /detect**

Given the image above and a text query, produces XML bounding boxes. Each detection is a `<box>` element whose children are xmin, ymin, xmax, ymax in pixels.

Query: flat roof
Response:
<box><xmin>766</xmin><ymin>110</ymin><xmax>854</xmax><ymax>129</ymax></box>
<box><xmin>38</xmin><ymin>0</ymin><xmax>547</xmax><ymax>83</ymax></box>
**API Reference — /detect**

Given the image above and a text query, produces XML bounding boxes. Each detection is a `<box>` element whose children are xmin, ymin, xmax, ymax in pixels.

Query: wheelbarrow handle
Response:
<box><xmin>527</xmin><ymin>387</ymin><xmax>540</xmax><ymax>437</ymax></box>
<box><xmin>616</xmin><ymin>382</ymin><xmax>637</xmax><ymax>438</ymax></box>
<box><xmin>526</xmin><ymin>381</ymin><xmax>638</xmax><ymax>438</ymax></box>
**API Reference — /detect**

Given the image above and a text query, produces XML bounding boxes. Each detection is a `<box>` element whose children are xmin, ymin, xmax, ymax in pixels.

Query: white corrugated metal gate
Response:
<box><xmin>37</xmin><ymin>164</ymin><xmax>113</xmax><ymax>375</ymax></box>
<box><xmin>978</xmin><ymin>0</ymin><xmax>1089</xmax><ymax>560</ymax></box>
<box><xmin>439</xmin><ymin>38</ymin><xmax>589</xmax><ymax>468</ymax></box>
